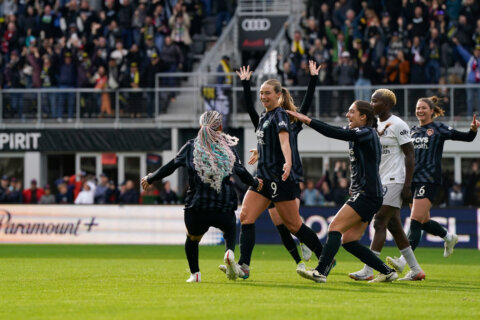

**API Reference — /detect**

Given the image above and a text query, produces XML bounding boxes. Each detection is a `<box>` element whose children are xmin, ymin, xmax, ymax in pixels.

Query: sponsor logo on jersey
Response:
<box><xmin>426</xmin><ymin>128</ymin><xmax>434</xmax><ymax>136</ymax></box>
<box><xmin>278</xmin><ymin>121</ymin><xmax>287</xmax><ymax>127</ymax></box>
<box><xmin>400</xmin><ymin>129</ymin><xmax>409</xmax><ymax>135</ymax></box>
<box><xmin>256</xmin><ymin>130</ymin><xmax>265</xmax><ymax>145</ymax></box>
<box><xmin>413</xmin><ymin>137</ymin><xmax>429</xmax><ymax>149</ymax></box>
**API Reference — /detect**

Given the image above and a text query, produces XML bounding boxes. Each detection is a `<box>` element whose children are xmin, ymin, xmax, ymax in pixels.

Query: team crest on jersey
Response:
<box><xmin>426</xmin><ymin>128</ymin><xmax>434</xmax><ymax>136</ymax></box>
<box><xmin>262</xmin><ymin>120</ymin><xmax>270</xmax><ymax>129</ymax></box>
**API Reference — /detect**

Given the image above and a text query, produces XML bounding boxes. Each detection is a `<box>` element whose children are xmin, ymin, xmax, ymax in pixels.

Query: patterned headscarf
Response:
<box><xmin>193</xmin><ymin>111</ymin><xmax>239</xmax><ymax>192</ymax></box>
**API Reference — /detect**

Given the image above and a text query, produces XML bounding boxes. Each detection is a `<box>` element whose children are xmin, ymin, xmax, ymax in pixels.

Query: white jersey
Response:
<box><xmin>377</xmin><ymin>115</ymin><xmax>411</xmax><ymax>185</ymax></box>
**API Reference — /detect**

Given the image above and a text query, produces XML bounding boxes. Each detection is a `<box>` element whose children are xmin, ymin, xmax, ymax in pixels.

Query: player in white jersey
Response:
<box><xmin>349</xmin><ymin>89</ymin><xmax>425</xmax><ymax>281</ymax></box>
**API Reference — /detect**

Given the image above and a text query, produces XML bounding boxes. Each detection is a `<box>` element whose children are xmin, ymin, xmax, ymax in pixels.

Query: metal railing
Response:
<box><xmin>1</xmin><ymin>74</ymin><xmax>479</xmax><ymax>128</ymax></box>
<box><xmin>238</xmin><ymin>0</ymin><xmax>294</xmax><ymax>15</ymax></box>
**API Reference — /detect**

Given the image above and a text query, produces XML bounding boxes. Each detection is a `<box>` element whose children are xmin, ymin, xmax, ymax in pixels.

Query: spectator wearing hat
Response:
<box><xmin>217</xmin><ymin>55</ymin><xmax>232</xmax><ymax>85</ymax></box>
<box><xmin>143</xmin><ymin>34</ymin><xmax>160</xmax><ymax>60</ymax></box>
<box><xmin>141</xmin><ymin>52</ymin><xmax>167</xmax><ymax>116</ymax></box>
<box><xmin>23</xmin><ymin>179</ymin><xmax>44</xmax><ymax>204</ymax></box>
<box><xmin>39</xmin><ymin>184</ymin><xmax>56</xmax><ymax>204</ymax></box>
<box><xmin>77</xmin><ymin>51</ymin><xmax>96</xmax><ymax>118</ymax></box>
<box><xmin>94</xmin><ymin>173</ymin><xmax>110</xmax><ymax>204</ymax></box>
<box><xmin>56</xmin><ymin>51</ymin><xmax>77</xmax><ymax>122</ymax></box>
<box><xmin>454</xmin><ymin>38</ymin><xmax>480</xmax><ymax>116</ymax></box>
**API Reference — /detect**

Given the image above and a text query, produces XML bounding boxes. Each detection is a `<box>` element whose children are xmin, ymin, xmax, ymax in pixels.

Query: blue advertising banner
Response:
<box><xmin>250</xmin><ymin>207</ymin><xmax>479</xmax><ymax>249</ymax></box>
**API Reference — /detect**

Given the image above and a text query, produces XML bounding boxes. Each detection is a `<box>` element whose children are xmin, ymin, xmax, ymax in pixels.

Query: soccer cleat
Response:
<box><xmin>186</xmin><ymin>272</ymin><xmax>201</xmax><ymax>283</ymax></box>
<box><xmin>386</xmin><ymin>256</ymin><xmax>406</xmax><ymax>273</ymax></box>
<box><xmin>325</xmin><ymin>259</ymin><xmax>336</xmax><ymax>277</ymax></box>
<box><xmin>224</xmin><ymin>249</ymin><xmax>239</xmax><ymax>280</ymax></box>
<box><xmin>444</xmin><ymin>234</ymin><xmax>459</xmax><ymax>258</ymax></box>
<box><xmin>297</xmin><ymin>268</ymin><xmax>327</xmax><ymax>283</ymax></box>
<box><xmin>368</xmin><ymin>271</ymin><xmax>398</xmax><ymax>283</ymax></box>
<box><xmin>398</xmin><ymin>269</ymin><xmax>426</xmax><ymax>281</ymax></box>
<box><xmin>296</xmin><ymin>261</ymin><xmax>306</xmax><ymax>272</ymax></box>
<box><xmin>238</xmin><ymin>263</ymin><xmax>250</xmax><ymax>279</ymax></box>
<box><xmin>300</xmin><ymin>243</ymin><xmax>312</xmax><ymax>262</ymax></box>
<box><xmin>348</xmin><ymin>267</ymin><xmax>374</xmax><ymax>281</ymax></box>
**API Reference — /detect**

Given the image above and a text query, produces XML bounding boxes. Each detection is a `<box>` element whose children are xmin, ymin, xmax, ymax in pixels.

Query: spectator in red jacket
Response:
<box><xmin>23</xmin><ymin>179</ymin><xmax>44</xmax><ymax>204</ymax></box>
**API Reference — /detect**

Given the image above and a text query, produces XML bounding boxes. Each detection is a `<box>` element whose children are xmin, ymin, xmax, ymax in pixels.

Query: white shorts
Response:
<box><xmin>381</xmin><ymin>183</ymin><xmax>403</xmax><ymax>209</ymax></box>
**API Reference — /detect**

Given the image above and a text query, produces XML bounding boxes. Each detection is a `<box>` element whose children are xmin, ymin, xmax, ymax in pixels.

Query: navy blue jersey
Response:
<box><xmin>411</xmin><ymin>122</ymin><xmax>477</xmax><ymax>184</ymax></box>
<box><xmin>147</xmin><ymin>140</ymin><xmax>259</xmax><ymax>213</ymax></box>
<box><xmin>256</xmin><ymin>107</ymin><xmax>291</xmax><ymax>181</ymax></box>
<box><xmin>308</xmin><ymin>120</ymin><xmax>383</xmax><ymax>197</ymax></box>
<box><xmin>241</xmin><ymin>75</ymin><xmax>317</xmax><ymax>182</ymax></box>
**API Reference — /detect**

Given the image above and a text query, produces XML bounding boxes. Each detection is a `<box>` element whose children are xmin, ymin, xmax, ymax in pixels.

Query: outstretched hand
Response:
<box><xmin>470</xmin><ymin>114</ymin><xmax>480</xmax><ymax>132</ymax></box>
<box><xmin>309</xmin><ymin>60</ymin><xmax>322</xmax><ymax>76</ymax></box>
<box><xmin>141</xmin><ymin>175</ymin><xmax>150</xmax><ymax>191</ymax></box>
<box><xmin>236</xmin><ymin>65</ymin><xmax>253</xmax><ymax>81</ymax></box>
<box><xmin>286</xmin><ymin>110</ymin><xmax>312</xmax><ymax>124</ymax></box>
<box><xmin>248</xmin><ymin>148</ymin><xmax>259</xmax><ymax>165</ymax></box>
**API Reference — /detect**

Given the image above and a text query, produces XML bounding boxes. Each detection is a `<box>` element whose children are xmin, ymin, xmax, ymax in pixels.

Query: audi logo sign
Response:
<box><xmin>241</xmin><ymin>18</ymin><xmax>271</xmax><ymax>31</ymax></box>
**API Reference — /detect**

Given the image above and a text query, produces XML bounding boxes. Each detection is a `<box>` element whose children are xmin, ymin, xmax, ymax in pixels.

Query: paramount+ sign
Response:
<box><xmin>238</xmin><ymin>16</ymin><xmax>287</xmax><ymax>51</ymax></box>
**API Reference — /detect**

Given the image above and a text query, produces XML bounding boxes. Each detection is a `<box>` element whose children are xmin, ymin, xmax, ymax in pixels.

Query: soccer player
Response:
<box><xmin>141</xmin><ymin>111</ymin><xmax>263</xmax><ymax>283</ymax></box>
<box><xmin>288</xmin><ymin>101</ymin><xmax>398</xmax><ymax>283</ymax></box>
<box><xmin>235</xmin><ymin>62</ymin><xmax>320</xmax><ymax>270</ymax></box>
<box><xmin>349</xmin><ymin>89</ymin><xmax>425</xmax><ymax>281</ymax></box>
<box><xmin>387</xmin><ymin>97</ymin><xmax>479</xmax><ymax>272</ymax></box>
<box><xmin>232</xmin><ymin>76</ymin><xmax>325</xmax><ymax>280</ymax></box>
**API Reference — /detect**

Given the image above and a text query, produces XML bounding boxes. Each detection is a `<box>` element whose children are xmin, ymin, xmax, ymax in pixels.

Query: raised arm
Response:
<box><xmin>449</xmin><ymin>114</ymin><xmax>479</xmax><ymax>142</ymax></box>
<box><xmin>286</xmin><ymin>110</ymin><xmax>356</xmax><ymax>141</ymax></box>
<box><xmin>298</xmin><ymin>60</ymin><xmax>320</xmax><ymax>115</ymax></box>
<box><xmin>237</xmin><ymin>65</ymin><xmax>259</xmax><ymax>128</ymax></box>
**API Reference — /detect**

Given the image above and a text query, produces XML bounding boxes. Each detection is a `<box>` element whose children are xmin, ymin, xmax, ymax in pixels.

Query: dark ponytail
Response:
<box><xmin>354</xmin><ymin>100</ymin><xmax>377</xmax><ymax>129</ymax></box>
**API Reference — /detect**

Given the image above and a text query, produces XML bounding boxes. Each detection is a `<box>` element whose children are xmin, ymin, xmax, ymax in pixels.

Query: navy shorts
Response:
<box><xmin>250</xmin><ymin>178</ymin><xmax>296</xmax><ymax>203</ymax></box>
<box><xmin>184</xmin><ymin>210</ymin><xmax>236</xmax><ymax>236</ymax></box>
<box><xmin>268</xmin><ymin>182</ymin><xmax>301</xmax><ymax>209</ymax></box>
<box><xmin>346</xmin><ymin>193</ymin><xmax>383</xmax><ymax>224</ymax></box>
<box><xmin>411</xmin><ymin>183</ymin><xmax>439</xmax><ymax>204</ymax></box>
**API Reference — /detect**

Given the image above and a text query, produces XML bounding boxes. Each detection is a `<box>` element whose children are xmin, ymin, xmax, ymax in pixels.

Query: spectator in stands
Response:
<box><xmin>161</xmin><ymin>35</ymin><xmax>183</xmax><ymax>102</ymax></box>
<box><xmin>142</xmin><ymin>52</ymin><xmax>166</xmax><ymax>116</ymax></box>
<box><xmin>93</xmin><ymin>65</ymin><xmax>112</xmax><ymax>117</ymax></box>
<box><xmin>333</xmin><ymin>177</ymin><xmax>349</xmax><ymax>207</ymax></box>
<box><xmin>334</xmin><ymin>51</ymin><xmax>356</xmax><ymax>111</ymax></box>
<box><xmin>7</xmin><ymin>178</ymin><xmax>23</xmax><ymax>203</ymax></box>
<box><xmin>124</xmin><ymin>62</ymin><xmax>142</xmax><ymax>118</ymax></box>
<box><xmin>118</xmin><ymin>0</ymin><xmax>133</xmax><ymax>48</ymax></box>
<box><xmin>119</xmin><ymin>180</ymin><xmax>139</xmax><ymax>204</ymax></box>
<box><xmin>0</xmin><ymin>175</ymin><xmax>9</xmax><ymax>203</ymax></box>
<box><xmin>23</xmin><ymin>179</ymin><xmax>44</xmax><ymax>204</ymax></box>
<box><xmin>56</xmin><ymin>51</ymin><xmax>76</xmax><ymax>122</ymax></box>
<box><xmin>74</xmin><ymin>180</ymin><xmax>96</xmax><ymax>204</ymax></box>
<box><xmin>276</xmin><ymin>56</ymin><xmax>296</xmax><ymax>86</ymax></box>
<box><xmin>454</xmin><ymin>38</ymin><xmax>480</xmax><ymax>116</ymax></box>
<box><xmin>319</xmin><ymin>180</ymin><xmax>335</xmax><ymax>206</ymax></box>
<box><xmin>387</xmin><ymin>50</ymin><xmax>410</xmax><ymax>84</ymax></box>
<box><xmin>409</xmin><ymin>36</ymin><xmax>426</xmax><ymax>84</ymax></box>
<box><xmin>448</xmin><ymin>182</ymin><xmax>464</xmax><ymax>207</ymax></box>
<box><xmin>215</xmin><ymin>0</ymin><xmax>234</xmax><ymax>36</ymax></box>
<box><xmin>325</xmin><ymin>20</ymin><xmax>350</xmax><ymax>65</ymax></box>
<box><xmin>77</xmin><ymin>52</ymin><xmax>95</xmax><ymax>117</ymax></box>
<box><xmin>106</xmin><ymin>180</ymin><xmax>120</xmax><ymax>204</ymax></box>
<box><xmin>56</xmin><ymin>182</ymin><xmax>73</xmax><ymax>204</ymax></box>
<box><xmin>169</xmin><ymin>4</ymin><xmax>192</xmax><ymax>71</ymax></box>
<box><xmin>94</xmin><ymin>173</ymin><xmax>109</xmax><ymax>204</ymax></box>
<box><xmin>159</xmin><ymin>181</ymin><xmax>177</xmax><ymax>204</ymax></box>
<box><xmin>4</xmin><ymin>49</ymin><xmax>25</xmax><ymax>119</ymax></box>
<box><xmin>152</xmin><ymin>4</ymin><xmax>170</xmax><ymax>53</ymax></box>
<box><xmin>39</xmin><ymin>184</ymin><xmax>56</xmax><ymax>204</ymax></box>
<box><xmin>425</xmin><ymin>28</ymin><xmax>442</xmax><ymax>84</ymax></box>
<box><xmin>354</xmin><ymin>53</ymin><xmax>374</xmax><ymax>101</ymax></box>
<box><xmin>301</xmin><ymin>179</ymin><xmax>323</xmax><ymax>206</ymax></box>
<box><xmin>284</xmin><ymin>23</ymin><xmax>307</xmax><ymax>69</ymax></box>
<box><xmin>38</xmin><ymin>5</ymin><xmax>58</xmax><ymax>39</ymax></box>
<box><xmin>40</xmin><ymin>56</ymin><xmax>57</xmax><ymax>118</ymax></box>
<box><xmin>217</xmin><ymin>55</ymin><xmax>232</xmax><ymax>85</ymax></box>
<box><xmin>465</xmin><ymin>162</ymin><xmax>480</xmax><ymax>207</ymax></box>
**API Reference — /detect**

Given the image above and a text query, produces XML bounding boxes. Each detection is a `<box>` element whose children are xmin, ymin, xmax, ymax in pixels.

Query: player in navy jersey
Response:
<box><xmin>229</xmin><ymin>75</ymin><xmax>325</xmax><ymax>280</ymax></box>
<box><xmin>288</xmin><ymin>101</ymin><xmax>398</xmax><ymax>283</ymax></box>
<box><xmin>387</xmin><ymin>97</ymin><xmax>479</xmax><ymax>272</ymax></box>
<box><xmin>226</xmin><ymin>61</ymin><xmax>320</xmax><ymax>272</ymax></box>
<box><xmin>140</xmin><ymin>111</ymin><xmax>263</xmax><ymax>283</ymax></box>
<box><xmin>349</xmin><ymin>89</ymin><xmax>425</xmax><ymax>281</ymax></box>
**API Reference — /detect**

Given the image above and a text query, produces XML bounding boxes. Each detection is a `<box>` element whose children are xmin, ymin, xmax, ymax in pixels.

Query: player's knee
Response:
<box><xmin>240</xmin><ymin>207</ymin><xmax>254</xmax><ymax>224</ymax></box>
<box><xmin>373</xmin><ymin>217</ymin><xmax>388</xmax><ymax>232</ymax></box>
<box><xmin>187</xmin><ymin>233</ymin><xmax>203</xmax><ymax>241</ymax></box>
<box><xmin>284</xmin><ymin>220</ymin><xmax>301</xmax><ymax>234</ymax></box>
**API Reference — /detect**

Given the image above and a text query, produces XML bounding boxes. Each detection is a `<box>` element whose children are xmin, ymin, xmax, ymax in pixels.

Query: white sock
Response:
<box><xmin>400</xmin><ymin>246</ymin><xmax>421</xmax><ymax>273</ymax></box>
<box><xmin>399</xmin><ymin>255</ymin><xmax>407</xmax><ymax>265</ymax></box>
<box><xmin>363</xmin><ymin>250</ymin><xmax>381</xmax><ymax>273</ymax></box>
<box><xmin>443</xmin><ymin>232</ymin><xmax>452</xmax><ymax>242</ymax></box>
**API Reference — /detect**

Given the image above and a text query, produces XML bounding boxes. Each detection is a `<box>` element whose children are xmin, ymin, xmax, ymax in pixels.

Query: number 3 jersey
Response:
<box><xmin>377</xmin><ymin>115</ymin><xmax>412</xmax><ymax>185</ymax></box>
<box><xmin>411</xmin><ymin>122</ymin><xmax>477</xmax><ymax>185</ymax></box>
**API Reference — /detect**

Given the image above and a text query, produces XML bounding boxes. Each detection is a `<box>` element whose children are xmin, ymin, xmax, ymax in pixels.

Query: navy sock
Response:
<box><xmin>277</xmin><ymin>224</ymin><xmax>302</xmax><ymax>264</ymax></box>
<box><xmin>294</xmin><ymin>223</ymin><xmax>323</xmax><ymax>259</ymax></box>
<box><xmin>422</xmin><ymin>220</ymin><xmax>447</xmax><ymax>238</ymax></box>
<box><xmin>343</xmin><ymin>241</ymin><xmax>394</xmax><ymax>274</ymax></box>
<box><xmin>223</xmin><ymin>224</ymin><xmax>236</xmax><ymax>252</ymax></box>
<box><xmin>238</xmin><ymin>223</ymin><xmax>255</xmax><ymax>266</ymax></box>
<box><xmin>185</xmin><ymin>237</ymin><xmax>199</xmax><ymax>273</ymax></box>
<box><xmin>408</xmin><ymin>219</ymin><xmax>423</xmax><ymax>251</ymax></box>
<box><xmin>316</xmin><ymin>231</ymin><xmax>341</xmax><ymax>275</ymax></box>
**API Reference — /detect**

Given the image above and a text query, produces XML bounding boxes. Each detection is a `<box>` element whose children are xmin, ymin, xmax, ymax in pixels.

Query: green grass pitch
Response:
<box><xmin>1</xmin><ymin>244</ymin><xmax>479</xmax><ymax>320</ymax></box>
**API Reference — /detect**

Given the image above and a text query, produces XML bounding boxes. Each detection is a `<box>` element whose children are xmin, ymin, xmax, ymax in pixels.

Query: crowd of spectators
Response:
<box><xmin>0</xmin><ymin>171</ymin><xmax>181</xmax><ymax>204</ymax></box>
<box><xmin>280</xmin><ymin>0</ymin><xmax>480</xmax><ymax>116</ymax></box>
<box><xmin>0</xmin><ymin>0</ymin><xmax>235</xmax><ymax>120</ymax></box>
